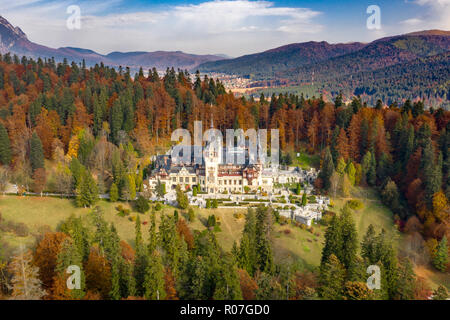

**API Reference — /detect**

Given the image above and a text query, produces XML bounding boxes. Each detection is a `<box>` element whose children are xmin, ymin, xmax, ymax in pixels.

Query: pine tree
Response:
<box><xmin>361</xmin><ymin>224</ymin><xmax>377</xmax><ymax>264</ymax></box>
<box><xmin>0</xmin><ymin>123</ymin><xmax>11</xmax><ymax>165</ymax></box>
<box><xmin>119</xmin><ymin>258</ymin><xmax>136</xmax><ymax>298</ymax></box>
<box><xmin>296</xmin><ymin>183</ymin><xmax>301</xmax><ymax>195</ymax></box>
<box><xmin>176</xmin><ymin>185</ymin><xmax>188</xmax><ymax>209</ymax></box>
<box><xmin>213</xmin><ymin>254</ymin><xmax>243</xmax><ymax>300</ymax></box>
<box><xmin>394</xmin><ymin>259</ymin><xmax>416</xmax><ymax>300</ymax></box>
<box><xmin>148</xmin><ymin>211</ymin><xmax>157</xmax><ymax>255</ymax></box>
<box><xmin>319</xmin><ymin>254</ymin><xmax>345</xmax><ymax>300</ymax></box>
<box><xmin>109</xmin><ymin>182</ymin><xmax>119</xmax><ymax>202</ymax></box>
<box><xmin>320</xmin><ymin>214</ymin><xmax>342</xmax><ymax>268</ymax></box>
<box><xmin>30</xmin><ymin>132</ymin><xmax>44</xmax><ymax>172</ymax></box>
<box><xmin>301</xmin><ymin>192</ymin><xmax>307</xmax><ymax>206</ymax></box>
<box><xmin>340</xmin><ymin>207</ymin><xmax>358</xmax><ymax>277</ymax></box>
<box><xmin>432</xmin><ymin>285</ymin><xmax>448</xmax><ymax>300</ymax></box>
<box><xmin>433</xmin><ymin>236</ymin><xmax>448</xmax><ymax>272</ymax></box>
<box><xmin>319</xmin><ymin>147</ymin><xmax>334</xmax><ymax>190</ymax></box>
<box><xmin>76</xmin><ymin>171</ymin><xmax>98</xmax><ymax>208</ymax></box>
<box><xmin>254</xmin><ymin>207</ymin><xmax>274</xmax><ymax>274</ymax></box>
<box><xmin>54</xmin><ymin>238</ymin><xmax>85</xmax><ymax>299</ymax></box>
<box><xmin>144</xmin><ymin>251</ymin><xmax>166</xmax><ymax>300</ymax></box>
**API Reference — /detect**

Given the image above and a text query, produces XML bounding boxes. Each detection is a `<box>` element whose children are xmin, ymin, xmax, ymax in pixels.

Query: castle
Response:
<box><xmin>147</xmin><ymin>124</ymin><xmax>318</xmax><ymax>194</ymax></box>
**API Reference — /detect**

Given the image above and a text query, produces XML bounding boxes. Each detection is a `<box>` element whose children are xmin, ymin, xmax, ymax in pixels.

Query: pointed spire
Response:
<box><xmin>210</xmin><ymin>103</ymin><xmax>214</xmax><ymax>128</ymax></box>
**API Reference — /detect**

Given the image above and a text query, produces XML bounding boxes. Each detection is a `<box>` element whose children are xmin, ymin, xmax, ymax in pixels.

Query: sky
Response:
<box><xmin>0</xmin><ymin>0</ymin><xmax>449</xmax><ymax>56</ymax></box>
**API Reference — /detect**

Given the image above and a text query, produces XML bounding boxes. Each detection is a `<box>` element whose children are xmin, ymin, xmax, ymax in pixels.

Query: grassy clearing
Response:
<box><xmin>0</xmin><ymin>188</ymin><xmax>422</xmax><ymax>277</ymax></box>
<box><xmin>0</xmin><ymin>195</ymin><xmax>143</xmax><ymax>246</ymax></box>
<box><xmin>291</xmin><ymin>152</ymin><xmax>320</xmax><ymax>169</ymax></box>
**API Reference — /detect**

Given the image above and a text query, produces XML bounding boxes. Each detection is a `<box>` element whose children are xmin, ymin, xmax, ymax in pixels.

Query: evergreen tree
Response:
<box><xmin>340</xmin><ymin>207</ymin><xmax>358</xmax><ymax>277</ymax></box>
<box><xmin>295</xmin><ymin>183</ymin><xmax>301</xmax><ymax>195</ymax></box>
<box><xmin>148</xmin><ymin>210</ymin><xmax>157</xmax><ymax>255</ymax></box>
<box><xmin>319</xmin><ymin>147</ymin><xmax>334</xmax><ymax>190</ymax></box>
<box><xmin>361</xmin><ymin>224</ymin><xmax>377</xmax><ymax>264</ymax></box>
<box><xmin>319</xmin><ymin>254</ymin><xmax>345</xmax><ymax>300</ymax></box>
<box><xmin>176</xmin><ymin>185</ymin><xmax>188</xmax><ymax>209</ymax></box>
<box><xmin>76</xmin><ymin>171</ymin><xmax>98</xmax><ymax>208</ymax></box>
<box><xmin>30</xmin><ymin>132</ymin><xmax>44</xmax><ymax>172</ymax></box>
<box><xmin>320</xmin><ymin>214</ymin><xmax>342</xmax><ymax>268</ymax></box>
<box><xmin>213</xmin><ymin>254</ymin><xmax>243</xmax><ymax>300</ymax></box>
<box><xmin>109</xmin><ymin>182</ymin><xmax>119</xmax><ymax>202</ymax></box>
<box><xmin>301</xmin><ymin>192</ymin><xmax>307</xmax><ymax>206</ymax></box>
<box><xmin>253</xmin><ymin>207</ymin><xmax>274</xmax><ymax>274</ymax></box>
<box><xmin>144</xmin><ymin>251</ymin><xmax>166</xmax><ymax>300</ymax></box>
<box><xmin>55</xmin><ymin>238</ymin><xmax>85</xmax><ymax>299</ymax></box>
<box><xmin>0</xmin><ymin>123</ymin><xmax>11</xmax><ymax>165</ymax></box>
<box><xmin>433</xmin><ymin>236</ymin><xmax>448</xmax><ymax>272</ymax></box>
<box><xmin>394</xmin><ymin>259</ymin><xmax>416</xmax><ymax>300</ymax></box>
<box><xmin>432</xmin><ymin>285</ymin><xmax>448</xmax><ymax>300</ymax></box>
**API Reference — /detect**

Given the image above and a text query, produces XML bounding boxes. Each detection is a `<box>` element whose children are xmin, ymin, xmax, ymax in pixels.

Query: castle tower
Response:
<box><xmin>203</xmin><ymin>117</ymin><xmax>221</xmax><ymax>193</ymax></box>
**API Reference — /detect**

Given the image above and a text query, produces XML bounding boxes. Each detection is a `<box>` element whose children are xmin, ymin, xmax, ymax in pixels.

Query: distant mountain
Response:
<box><xmin>280</xmin><ymin>33</ymin><xmax>450</xmax><ymax>83</ymax></box>
<box><xmin>198</xmin><ymin>31</ymin><xmax>450</xmax><ymax>81</ymax></box>
<box><xmin>277</xmin><ymin>32</ymin><xmax>450</xmax><ymax>107</ymax></box>
<box><xmin>104</xmin><ymin>51</ymin><xmax>225</xmax><ymax>71</ymax></box>
<box><xmin>0</xmin><ymin>16</ymin><xmax>225</xmax><ymax>70</ymax></box>
<box><xmin>198</xmin><ymin>41</ymin><xmax>366</xmax><ymax>77</ymax></box>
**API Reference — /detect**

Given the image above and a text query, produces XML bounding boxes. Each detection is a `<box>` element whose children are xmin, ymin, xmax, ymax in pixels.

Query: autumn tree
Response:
<box><xmin>9</xmin><ymin>248</ymin><xmax>46</xmax><ymax>300</ymax></box>
<box><xmin>33</xmin><ymin>232</ymin><xmax>68</xmax><ymax>291</ymax></box>
<box><xmin>84</xmin><ymin>246</ymin><xmax>112</xmax><ymax>299</ymax></box>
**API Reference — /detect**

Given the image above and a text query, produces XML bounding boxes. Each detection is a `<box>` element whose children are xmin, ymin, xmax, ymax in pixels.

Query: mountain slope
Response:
<box><xmin>198</xmin><ymin>41</ymin><xmax>365</xmax><ymax>76</ymax></box>
<box><xmin>281</xmin><ymin>33</ymin><xmax>450</xmax><ymax>81</ymax></box>
<box><xmin>0</xmin><ymin>16</ymin><xmax>224</xmax><ymax>70</ymax></box>
<box><xmin>198</xmin><ymin>31</ymin><xmax>450</xmax><ymax>81</ymax></box>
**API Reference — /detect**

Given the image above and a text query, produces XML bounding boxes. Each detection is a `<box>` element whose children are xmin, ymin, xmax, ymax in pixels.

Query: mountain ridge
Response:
<box><xmin>0</xmin><ymin>16</ymin><xmax>225</xmax><ymax>70</ymax></box>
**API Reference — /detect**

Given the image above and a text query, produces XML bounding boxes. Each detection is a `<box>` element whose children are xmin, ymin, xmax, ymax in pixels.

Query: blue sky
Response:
<box><xmin>0</xmin><ymin>0</ymin><xmax>449</xmax><ymax>56</ymax></box>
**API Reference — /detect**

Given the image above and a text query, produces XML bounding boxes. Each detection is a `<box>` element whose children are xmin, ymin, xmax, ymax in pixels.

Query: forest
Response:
<box><xmin>0</xmin><ymin>52</ymin><xmax>448</xmax><ymax>300</ymax></box>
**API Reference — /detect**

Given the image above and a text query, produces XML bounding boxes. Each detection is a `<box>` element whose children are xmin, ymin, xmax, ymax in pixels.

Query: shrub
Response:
<box><xmin>0</xmin><ymin>220</ymin><xmax>30</xmax><ymax>237</ymax></box>
<box><xmin>135</xmin><ymin>195</ymin><xmax>150</xmax><ymax>213</ymax></box>
<box><xmin>283</xmin><ymin>229</ymin><xmax>291</xmax><ymax>235</ymax></box>
<box><xmin>116</xmin><ymin>205</ymin><xmax>131</xmax><ymax>217</ymax></box>
<box><xmin>187</xmin><ymin>207</ymin><xmax>195</xmax><ymax>222</ymax></box>
<box><xmin>233</xmin><ymin>212</ymin><xmax>244</xmax><ymax>220</ymax></box>
<box><xmin>155</xmin><ymin>203</ymin><xmax>162</xmax><ymax>211</ymax></box>
<box><xmin>14</xmin><ymin>222</ymin><xmax>29</xmax><ymax>237</ymax></box>
<box><xmin>347</xmin><ymin>199</ymin><xmax>364</xmax><ymax>211</ymax></box>
<box><xmin>207</xmin><ymin>215</ymin><xmax>216</xmax><ymax>227</ymax></box>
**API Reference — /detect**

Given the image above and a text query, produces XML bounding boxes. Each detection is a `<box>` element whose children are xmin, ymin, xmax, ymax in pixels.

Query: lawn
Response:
<box><xmin>0</xmin><ymin>188</ymin><xmax>431</xmax><ymax>279</ymax></box>
<box><xmin>291</xmin><ymin>152</ymin><xmax>320</xmax><ymax>169</ymax></box>
<box><xmin>0</xmin><ymin>195</ymin><xmax>143</xmax><ymax>247</ymax></box>
<box><xmin>330</xmin><ymin>188</ymin><xmax>401</xmax><ymax>244</ymax></box>
<box><xmin>0</xmin><ymin>188</ymin><xmax>397</xmax><ymax>268</ymax></box>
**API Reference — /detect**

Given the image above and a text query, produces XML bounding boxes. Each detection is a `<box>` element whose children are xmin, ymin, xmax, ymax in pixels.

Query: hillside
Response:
<box><xmin>198</xmin><ymin>41</ymin><xmax>365</xmax><ymax>77</ymax></box>
<box><xmin>282</xmin><ymin>34</ymin><xmax>450</xmax><ymax>82</ymax></box>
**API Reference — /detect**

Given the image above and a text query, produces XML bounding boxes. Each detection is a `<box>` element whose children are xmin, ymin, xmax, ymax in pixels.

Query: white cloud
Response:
<box><xmin>400</xmin><ymin>0</ymin><xmax>450</xmax><ymax>30</ymax></box>
<box><xmin>0</xmin><ymin>0</ymin><xmax>323</xmax><ymax>56</ymax></box>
